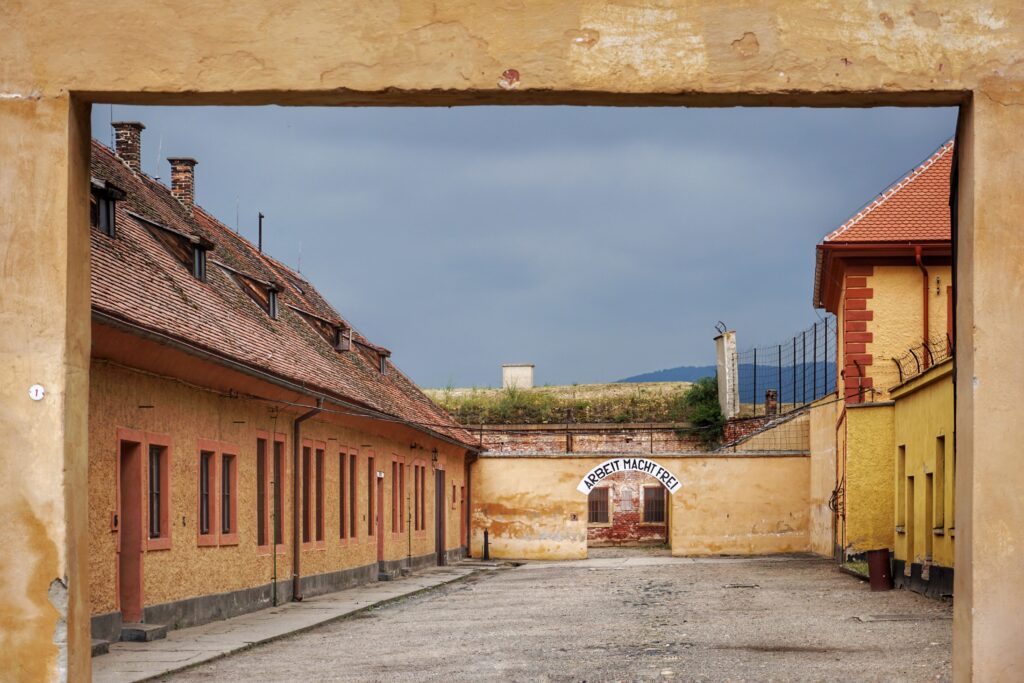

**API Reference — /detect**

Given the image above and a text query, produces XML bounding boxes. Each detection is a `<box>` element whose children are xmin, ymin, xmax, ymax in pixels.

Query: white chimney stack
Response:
<box><xmin>714</xmin><ymin>330</ymin><xmax>739</xmax><ymax>419</ymax></box>
<box><xmin>502</xmin><ymin>364</ymin><xmax>534</xmax><ymax>389</ymax></box>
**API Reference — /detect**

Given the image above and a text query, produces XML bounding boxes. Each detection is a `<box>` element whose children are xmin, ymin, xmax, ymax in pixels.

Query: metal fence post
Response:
<box><xmin>753</xmin><ymin>347</ymin><xmax>758</xmax><ymax>416</ymax></box>
<box><xmin>813</xmin><ymin>322</ymin><xmax>818</xmax><ymax>401</ymax></box>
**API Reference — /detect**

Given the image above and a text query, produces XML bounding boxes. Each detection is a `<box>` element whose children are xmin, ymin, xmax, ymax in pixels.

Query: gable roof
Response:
<box><xmin>823</xmin><ymin>139</ymin><xmax>954</xmax><ymax>244</ymax></box>
<box><xmin>813</xmin><ymin>139</ymin><xmax>954</xmax><ymax>310</ymax></box>
<box><xmin>90</xmin><ymin>139</ymin><xmax>476</xmax><ymax>449</ymax></box>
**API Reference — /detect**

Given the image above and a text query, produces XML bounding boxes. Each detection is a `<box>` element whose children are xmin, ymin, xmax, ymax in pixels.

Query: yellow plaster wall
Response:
<box><xmin>865</xmin><ymin>265</ymin><xmax>952</xmax><ymax>399</ymax></box>
<box><xmin>808</xmin><ymin>396</ymin><xmax>839</xmax><ymax>556</ymax></box>
<box><xmin>472</xmin><ymin>454</ymin><xmax>810</xmax><ymax>560</ymax></box>
<box><xmin>471</xmin><ymin>457</ymin><xmax>590</xmax><ymax>561</ymax></box>
<box><xmin>89</xmin><ymin>360</ymin><xmax>465</xmax><ymax>616</ymax></box>
<box><xmin>892</xmin><ymin>360</ymin><xmax>955</xmax><ymax>569</ymax></box>
<box><xmin>4</xmin><ymin>2</ymin><xmax>1024</xmax><ymax>679</ymax></box>
<box><xmin>843</xmin><ymin>404</ymin><xmax>895</xmax><ymax>554</ymax></box>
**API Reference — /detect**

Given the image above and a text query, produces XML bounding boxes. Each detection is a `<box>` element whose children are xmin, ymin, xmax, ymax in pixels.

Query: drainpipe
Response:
<box><xmin>915</xmin><ymin>246</ymin><xmax>930</xmax><ymax>368</ymax></box>
<box><xmin>292</xmin><ymin>398</ymin><xmax>323</xmax><ymax>602</ymax></box>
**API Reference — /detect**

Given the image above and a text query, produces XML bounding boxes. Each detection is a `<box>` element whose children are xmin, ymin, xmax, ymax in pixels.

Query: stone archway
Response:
<box><xmin>3</xmin><ymin>3</ymin><xmax>1023</xmax><ymax>679</ymax></box>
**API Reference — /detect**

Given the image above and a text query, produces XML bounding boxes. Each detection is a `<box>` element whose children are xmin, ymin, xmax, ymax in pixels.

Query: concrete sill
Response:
<box><xmin>895</xmin><ymin>525</ymin><xmax>906</xmax><ymax>534</ymax></box>
<box><xmin>932</xmin><ymin>527</ymin><xmax>945</xmax><ymax>536</ymax></box>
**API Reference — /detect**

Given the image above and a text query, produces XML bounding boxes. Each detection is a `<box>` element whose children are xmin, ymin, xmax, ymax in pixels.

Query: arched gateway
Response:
<box><xmin>576</xmin><ymin>457</ymin><xmax>682</xmax><ymax>495</ymax></box>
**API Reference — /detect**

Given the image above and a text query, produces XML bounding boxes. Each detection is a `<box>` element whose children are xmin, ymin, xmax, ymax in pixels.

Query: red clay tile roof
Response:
<box><xmin>824</xmin><ymin>140</ymin><xmax>954</xmax><ymax>244</ymax></box>
<box><xmin>90</xmin><ymin>139</ymin><xmax>476</xmax><ymax>448</ymax></box>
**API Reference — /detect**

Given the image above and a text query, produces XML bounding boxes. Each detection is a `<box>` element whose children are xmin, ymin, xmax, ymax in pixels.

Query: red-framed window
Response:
<box><xmin>349</xmin><ymin>451</ymin><xmax>358</xmax><ymax>539</ymax></box>
<box><xmin>145</xmin><ymin>433</ymin><xmax>172</xmax><ymax>551</ymax></box>
<box><xmin>197</xmin><ymin>439</ymin><xmax>240</xmax><ymax>547</ymax></box>
<box><xmin>339</xmin><ymin>451</ymin><xmax>347</xmax><ymax>539</ymax></box>
<box><xmin>301</xmin><ymin>439</ymin><xmax>326</xmax><ymax>549</ymax></box>
<box><xmin>391</xmin><ymin>456</ymin><xmax>406</xmax><ymax>534</ymax></box>
<box><xmin>198</xmin><ymin>448</ymin><xmax>217</xmax><ymax>546</ymax></box>
<box><xmin>220</xmin><ymin>451</ymin><xmax>238</xmax><ymax>544</ymax></box>
<box><xmin>315</xmin><ymin>446</ymin><xmax>325</xmax><ymax>543</ymax></box>
<box><xmin>367</xmin><ymin>455</ymin><xmax>375</xmax><ymax>537</ymax></box>
<box><xmin>413</xmin><ymin>462</ymin><xmax>426</xmax><ymax>531</ymax></box>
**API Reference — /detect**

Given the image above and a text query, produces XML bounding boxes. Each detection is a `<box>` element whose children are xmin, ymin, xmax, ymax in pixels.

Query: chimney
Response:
<box><xmin>112</xmin><ymin>121</ymin><xmax>145</xmax><ymax>172</ymax></box>
<box><xmin>502</xmin><ymin>364</ymin><xmax>534</xmax><ymax>390</ymax></box>
<box><xmin>765</xmin><ymin>389</ymin><xmax>778</xmax><ymax>416</ymax></box>
<box><xmin>168</xmin><ymin>157</ymin><xmax>197</xmax><ymax>207</ymax></box>
<box><xmin>714</xmin><ymin>329</ymin><xmax>739</xmax><ymax>420</ymax></box>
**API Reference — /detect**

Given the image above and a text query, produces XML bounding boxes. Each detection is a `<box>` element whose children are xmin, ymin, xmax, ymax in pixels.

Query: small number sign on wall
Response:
<box><xmin>28</xmin><ymin>384</ymin><xmax>45</xmax><ymax>401</ymax></box>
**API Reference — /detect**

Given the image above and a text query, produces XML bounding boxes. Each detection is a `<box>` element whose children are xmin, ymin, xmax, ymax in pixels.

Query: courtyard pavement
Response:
<box><xmin>91</xmin><ymin>565</ymin><xmax>486</xmax><ymax>682</ymax></box>
<box><xmin>157</xmin><ymin>553</ymin><xmax>952</xmax><ymax>682</ymax></box>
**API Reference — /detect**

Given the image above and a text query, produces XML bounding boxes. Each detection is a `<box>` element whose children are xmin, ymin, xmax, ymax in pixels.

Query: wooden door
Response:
<box><xmin>435</xmin><ymin>469</ymin><xmax>446</xmax><ymax>565</ymax></box>
<box><xmin>118</xmin><ymin>440</ymin><xmax>144</xmax><ymax>623</ymax></box>
<box><xmin>375</xmin><ymin>476</ymin><xmax>384</xmax><ymax>562</ymax></box>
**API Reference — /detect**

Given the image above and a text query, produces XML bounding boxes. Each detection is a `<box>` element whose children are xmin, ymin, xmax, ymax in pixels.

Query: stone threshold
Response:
<box><xmin>92</xmin><ymin>564</ymin><xmax>487</xmax><ymax>683</ymax></box>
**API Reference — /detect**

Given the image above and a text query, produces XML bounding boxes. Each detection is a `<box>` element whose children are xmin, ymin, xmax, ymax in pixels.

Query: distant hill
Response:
<box><xmin>617</xmin><ymin>366</ymin><xmax>717</xmax><ymax>383</ymax></box>
<box><xmin>619</xmin><ymin>362</ymin><xmax>837</xmax><ymax>404</ymax></box>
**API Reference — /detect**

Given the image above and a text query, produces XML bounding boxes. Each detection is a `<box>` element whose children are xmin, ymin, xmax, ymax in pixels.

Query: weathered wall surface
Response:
<box><xmin>867</xmin><ymin>265</ymin><xmax>952</xmax><ymax>398</ymax></box>
<box><xmin>472</xmin><ymin>454</ymin><xmax>809</xmax><ymax>560</ymax></box>
<box><xmin>670</xmin><ymin>456</ymin><xmax>810</xmax><ymax>556</ymax></box>
<box><xmin>844</xmin><ymin>403</ymin><xmax>895</xmax><ymax>555</ymax></box>
<box><xmin>471</xmin><ymin>457</ymin><xmax>590</xmax><ymax>560</ymax></box>
<box><xmin>89</xmin><ymin>359</ymin><xmax>466</xmax><ymax>617</ymax></box>
<box><xmin>4</xmin><ymin>1</ymin><xmax>1024</xmax><ymax>679</ymax></box>
<box><xmin>480</xmin><ymin>426</ymin><xmax>700</xmax><ymax>455</ymax></box>
<box><xmin>586</xmin><ymin>470</ymin><xmax>667</xmax><ymax>547</ymax></box>
<box><xmin>893</xmin><ymin>360</ymin><xmax>955</xmax><ymax>570</ymax></box>
<box><xmin>808</xmin><ymin>396</ymin><xmax>839</xmax><ymax>557</ymax></box>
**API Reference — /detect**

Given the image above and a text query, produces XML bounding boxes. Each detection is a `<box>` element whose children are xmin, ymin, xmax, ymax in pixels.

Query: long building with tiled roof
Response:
<box><xmin>86</xmin><ymin>121</ymin><xmax>476</xmax><ymax>648</ymax></box>
<box><xmin>90</xmin><ymin>129</ymin><xmax>474</xmax><ymax>448</ymax></box>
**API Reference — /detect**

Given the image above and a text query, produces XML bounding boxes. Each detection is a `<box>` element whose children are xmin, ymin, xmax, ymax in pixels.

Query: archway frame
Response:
<box><xmin>2</xmin><ymin>3</ymin><xmax>1022</xmax><ymax>680</ymax></box>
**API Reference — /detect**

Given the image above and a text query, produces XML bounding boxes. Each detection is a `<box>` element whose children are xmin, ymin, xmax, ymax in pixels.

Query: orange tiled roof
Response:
<box><xmin>90</xmin><ymin>140</ymin><xmax>476</xmax><ymax>448</ymax></box>
<box><xmin>824</xmin><ymin>140</ymin><xmax>954</xmax><ymax>244</ymax></box>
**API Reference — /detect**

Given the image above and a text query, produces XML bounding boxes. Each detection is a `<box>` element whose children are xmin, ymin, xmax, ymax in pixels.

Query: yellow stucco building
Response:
<box><xmin>813</xmin><ymin>141</ymin><xmax>956</xmax><ymax>596</ymax></box>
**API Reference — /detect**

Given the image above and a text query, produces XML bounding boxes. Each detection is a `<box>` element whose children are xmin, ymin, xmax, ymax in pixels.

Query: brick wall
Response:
<box><xmin>587</xmin><ymin>470</ymin><xmax>668</xmax><ymax>546</ymax></box>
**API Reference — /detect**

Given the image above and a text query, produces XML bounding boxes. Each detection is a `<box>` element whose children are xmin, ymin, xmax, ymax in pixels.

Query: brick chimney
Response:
<box><xmin>167</xmin><ymin>157</ymin><xmax>197</xmax><ymax>207</ymax></box>
<box><xmin>112</xmin><ymin>121</ymin><xmax>145</xmax><ymax>172</ymax></box>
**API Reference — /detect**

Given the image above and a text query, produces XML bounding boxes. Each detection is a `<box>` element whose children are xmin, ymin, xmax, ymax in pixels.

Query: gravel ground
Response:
<box><xmin>165</xmin><ymin>555</ymin><xmax>951</xmax><ymax>682</ymax></box>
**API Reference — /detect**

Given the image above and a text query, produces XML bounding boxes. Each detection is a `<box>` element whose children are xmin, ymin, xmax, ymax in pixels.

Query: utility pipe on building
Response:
<box><xmin>292</xmin><ymin>398</ymin><xmax>323</xmax><ymax>601</ymax></box>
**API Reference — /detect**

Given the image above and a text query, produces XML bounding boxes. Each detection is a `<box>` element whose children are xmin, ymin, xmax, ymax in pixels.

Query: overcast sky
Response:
<box><xmin>92</xmin><ymin>105</ymin><xmax>957</xmax><ymax>388</ymax></box>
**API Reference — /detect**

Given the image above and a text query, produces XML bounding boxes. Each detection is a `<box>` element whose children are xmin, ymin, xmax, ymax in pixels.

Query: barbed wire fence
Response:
<box><xmin>736</xmin><ymin>315</ymin><xmax>838</xmax><ymax>417</ymax></box>
<box><xmin>892</xmin><ymin>333</ymin><xmax>952</xmax><ymax>384</ymax></box>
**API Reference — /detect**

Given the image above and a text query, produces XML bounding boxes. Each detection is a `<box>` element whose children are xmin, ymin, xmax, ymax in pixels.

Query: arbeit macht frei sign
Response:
<box><xmin>576</xmin><ymin>457</ymin><xmax>681</xmax><ymax>494</ymax></box>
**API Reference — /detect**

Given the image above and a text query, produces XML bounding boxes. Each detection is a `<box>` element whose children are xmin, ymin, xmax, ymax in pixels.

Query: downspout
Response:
<box><xmin>292</xmin><ymin>398</ymin><xmax>323</xmax><ymax>601</ymax></box>
<box><xmin>915</xmin><ymin>246</ymin><xmax>930</xmax><ymax>368</ymax></box>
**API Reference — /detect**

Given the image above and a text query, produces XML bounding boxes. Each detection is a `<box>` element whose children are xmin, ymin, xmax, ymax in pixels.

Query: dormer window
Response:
<box><xmin>334</xmin><ymin>326</ymin><xmax>352</xmax><ymax>352</ymax></box>
<box><xmin>268</xmin><ymin>288</ymin><xmax>279</xmax><ymax>319</ymax></box>
<box><xmin>192</xmin><ymin>245</ymin><xmax>208</xmax><ymax>281</ymax></box>
<box><xmin>130</xmin><ymin>211</ymin><xmax>214</xmax><ymax>281</ymax></box>
<box><xmin>223</xmin><ymin>265</ymin><xmax>282</xmax><ymax>320</ymax></box>
<box><xmin>90</xmin><ymin>179</ymin><xmax>125</xmax><ymax>237</ymax></box>
<box><xmin>380</xmin><ymin>355</ymin><xmax>388</xmax><ymax>375</ymax></box>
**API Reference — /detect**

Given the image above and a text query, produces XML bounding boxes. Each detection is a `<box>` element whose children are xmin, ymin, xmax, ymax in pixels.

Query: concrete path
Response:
<box><xmin>92</xmin><ymin>564</ymin><xmax>487</xmax><ymax>682</ymax></box>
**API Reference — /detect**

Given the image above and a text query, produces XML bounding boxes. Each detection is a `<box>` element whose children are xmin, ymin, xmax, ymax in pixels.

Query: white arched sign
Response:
<box><xmin>576</xmin><ymin>457</ymin><xmax>681</xmax><ymax>495</ymax></box>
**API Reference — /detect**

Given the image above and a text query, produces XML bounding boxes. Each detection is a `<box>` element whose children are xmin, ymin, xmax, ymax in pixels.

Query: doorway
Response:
<box><xmin>118</xmin><ymin>439</ymin><xmax>143</xmax><ymax>624</ymax></box>
<box><xmin>435</xmin><ymin>469</ymin><xmax>446</xmax><ymax>566</ymax></box>
<box><xmin>375</xmin><ymin>476</ymin><xmax>385</xmax><ymax>563</ymax></box>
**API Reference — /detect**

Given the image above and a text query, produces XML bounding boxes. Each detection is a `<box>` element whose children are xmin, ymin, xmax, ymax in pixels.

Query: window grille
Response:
<box><xmin>643</xmin><ymin>486</ymin><xmax>666</xmax><ymax>523</ymax></box>
<box><xmin>588</xmin><ymin>488</ymin><xmax>609</xmax><ymax>524</ymax></box>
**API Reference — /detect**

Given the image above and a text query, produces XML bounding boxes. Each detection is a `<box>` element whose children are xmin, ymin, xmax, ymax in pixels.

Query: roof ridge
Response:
<box><xmin>824</xmin><ymin>139</ymin><xmax>954</xmax><ymax>243</ymax></box>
